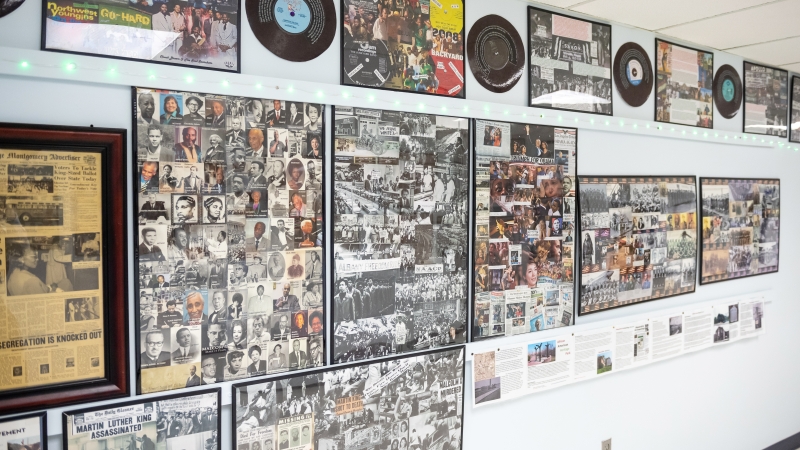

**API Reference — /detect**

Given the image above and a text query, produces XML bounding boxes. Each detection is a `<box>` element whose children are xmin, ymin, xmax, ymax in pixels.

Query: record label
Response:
<box><xmin>246</xmin><ymin>0</ymin><xmax>335</xmax><ymax>62</ymax></box>
<box><xmin>613</xmin><ymin>42</ymin><xmax>653</xmax><ymax>107</ymax></box>
<box><xmin>626</xmin><ymin>59</ymin><xmax>643</xmax><ymax>86</ymax></box>
<box><xmin>431</xmin><ymin>0</ymin><xmax>463</xmax><ymax>33</ymax></box>
<box><xmin>713</xmin><ymin>64</ymin><xmax>742</xmax><ymax>119</ymax></box>
<box><xmin>343</xmin><ymin>40</ymin><xmax>392</xmax><ymax>87</ymax></box>
<box><xmin>467</xmin><ymin>15</ymin><xmax>524</xmax><ymax>93</ymax></box>
<box><xmin>722</xmin><ymin>79</ymin><xmax>735</xmax><ymax>102</ymax></box>
<box><xmin>273</xmin><ymin>0</ymin><xmax>311</xmax><ymax>34</ymax></box>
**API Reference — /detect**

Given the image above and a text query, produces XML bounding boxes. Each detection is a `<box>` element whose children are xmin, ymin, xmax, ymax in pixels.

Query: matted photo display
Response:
<box><xmin>700</xmin><ymin>178</ymin><xmax>779</xmax><ymax>284</ymax></box>
<box><xmin>788</xmin><ymin>75</ymin><xmax>800</xmax><ymax>143</ymax></box>
<box><xmin>528</xmin><ymin>6</ymin><xmax>612</xmax><ymax>115</ymax></box>
<box><xmin>743</xmin><ymin>62</ymin><xmax>788</xmax><ymax>137</ymax></box>
<box><xmin>233</xmin><ymin>346</ymin><xmax>465</xmax><ymax>450</ymax></box>
<box><xmin>0</xmin><ymin>412</ymin><xmax>47</xmax><ymax>449</ymax></box>
<box><xmin>63</xmin><ymin>388</ymin><xmax>220</xmax><ymax>450</ymax></box>
<box><xmin>331</xmin><ymin>107</ymin><xmax>469</xmax><ymax>363</ymax></box>
<box><xmin>341</xmin><ymin>0</ymin><xmax>466</xmax><ymax>97</ymax></box>
<box><xmin>655</xmin><ymin>39</ymin><xmax>714</xmax><ymax>128</ymax></box>
<box><xmin>134</xmin><ymin>88</ymin><xmax>325</xmax><ymax>394</ymax></box>
<box><xmin>579</xmin><ymin>176</ymin><xmax>698</xmax><ymax>315</ymax></box>
<box><xmin>473</xmin><ymin>119</ymin><xmax>577</xmax><ymax>339</ymax></box>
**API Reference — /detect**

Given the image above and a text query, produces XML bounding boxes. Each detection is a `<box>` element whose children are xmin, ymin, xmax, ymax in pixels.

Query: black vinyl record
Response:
<box><xmin>613</xmin><ymin>42</ymin><xmax>653</xmax><ymax>107</ymax></box>
<box><xmin>713</xmin><ymin>64</ymin><xmax>742</xmax><ymax>119</ymax></box>
<box><xmin>0</xmin><ymin>0</ymin><xmax>26</xmax><ymax>18</ymax></box>
<box><xmin>467</xmin><ymin>14</ymin><xmax>524</xmax><ymax>93</ymax></box>
<box><xmin>343</xmin><ymin>39</ymin><xmax>392</xmax><ymax>87</ymax></box>
<box><xmin>246</xmin><ymin>0</ymin><xmax>336</xmax><ymax>62</ymax></box>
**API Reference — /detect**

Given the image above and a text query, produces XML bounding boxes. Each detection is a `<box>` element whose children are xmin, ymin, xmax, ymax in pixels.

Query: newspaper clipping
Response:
<box><xmin>0</xmin><ymin>148</ymin><xmax>105</xmax><ymax>393</ymax></box>
<box><xmin>744</xmin><ymin>62</ymin><xmax>788</xmax><ymax>137</ymax></box>
<box><xmin>0</xmin><ymin>414</ymin><xmax>44</xmax><ymax>450</ymax></box>
<box><xmin>235</xmin><ymin>347</ymin><xmax>465</xmax><ymax>450</ymax></box>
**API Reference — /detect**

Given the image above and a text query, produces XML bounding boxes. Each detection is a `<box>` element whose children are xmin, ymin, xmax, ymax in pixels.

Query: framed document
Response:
<box><xmin>743</xmin><ymin>62</ymin><xmax>788</xmax><ymax>137</ymax></box>
<box><xmin>473</xmin><ymin>119</ymin><xmax>577</xmax><ymax>339</ymax></box>
<box><xmin>0</xmin><ymin>412</ymin><xmax>47</xmax><ymax>449</ymax></box>
<box><xmin>42</xmin><ymin>0</ymin><xmax>242</xmax><ymax>72</ymax></box>
<box><xmin>133</xmin><ymin>88</ymin><xmax>326</xmax><ymax>394</ymax></box>
<box><xmin>791</xmin><ymin>76</ymin><xmax>800</xmax><ymax>143</ymax></box>
<box><xmin>233</xmin><ymin>346</ymin><xmax>465</xmax><ymax>450</ymax></box>
<box><xmin>578</xmin><ymin>176</ymin><xmax>698</xmax><ymax>315</ymax></box>
<box><xmin>0</xmin><ymin>123</ymin><xmax>128</xmax><ymax>415</ymax></box>
<box><xmin>700</xmin><ymin>178</ymin><xmax>779</xmax><ymax>284</ymax></box>
<box><xmin>528</xmin><ymin>6</ymin><xmax>612</xmax><ymax>115</ymax></box>
<box><xmin>63</xmin><ymin>388</ymin><xmax>220</xmax><ymax>450</ymax></box>
<box><xmin>655</xmin><ymin>39</ymin><xmax>714</xmax><ymax>128</ymax></box>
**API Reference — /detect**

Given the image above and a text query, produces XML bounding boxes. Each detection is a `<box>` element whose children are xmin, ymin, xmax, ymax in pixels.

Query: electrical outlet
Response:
<box><xmin>602</xmin><ymin>438</ymin><xmax>612</xmax><ymax>450</ymax></box>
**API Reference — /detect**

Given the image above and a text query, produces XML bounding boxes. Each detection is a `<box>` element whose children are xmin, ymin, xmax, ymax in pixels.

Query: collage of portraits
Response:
<box><xmin>134</xmin><ymin>87</ymin><xmax>325</xmax><ymax>394</ymax></box>
<box><xmin>473</xmin><ymin>120</ymin><xmax>577</xmax><ymax>339</ymax></box>
<box><xmin>332</xmin><ymin>107</ymin><xmax>469</xmax><ymax>364</ymax></box>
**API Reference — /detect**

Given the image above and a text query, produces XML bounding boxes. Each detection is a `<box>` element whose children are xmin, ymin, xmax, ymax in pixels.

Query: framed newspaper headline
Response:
<box><xmin>699</xmin><ymin>178</ymin><xmax>779</xmax><ymax>284</ymax></box>
<box><xmin>132</xmin><ymin>87</ymin><xmax>326</xmax><ymax>394</ymax></box>
<box><xmin>743</xmin><ymin>62</ymin><xmax>788</xmax><ymax>137</ymax></box>
<box><xmin>42</xmin><ymin>0</ymin><xmax>241</xmax><ymax>72</ymax></box>
<box><xmin>233</xmin><ymin>345</ymin><xmax>465</xmax><ymax>450</ymax></box>
<box><xmin>0</xmin><ymin>123</ymin><xmax>129</xmax><ymax>415</ymax></box>
<box><xmin>63</xmin><ymin>387</ymin><xmax>221</xmax><ymax>450</ymax></box>
<box><xmin>527</xmin><ymin>6</ymin><xmax>612</xmax><ymax>115</ymax></box>
<box><xmin>473</xmin><ymin>119</ymin><xmax>577</xmax><ymax>340</ymax></box>
<box><xmin>578</xmin><ymin>176</ymin><xmax>698</xmax><ymax>315</ymax></box>
<box><xmin>791</xmin><ymin>76</ymin><xmax>800</xmax><ymax>143</ymax></box>
<box><xmin>331</xmin><ymin>106</ymin><xmax>469</xmax><ymax>363</ymax></box>
<box><xmin>654</xmin><ymin>39</ymin><xmax>714</xmax><ymax>129</ymax></box>
<box><xmin>0</xmin><ymin>412</ymin><xmax>48</xmax><ymax>449</ymax></box>
<box><xmin>340</xmin><ymin>0</ymin><xmax>466</xmax><ymax>98</ymax></box>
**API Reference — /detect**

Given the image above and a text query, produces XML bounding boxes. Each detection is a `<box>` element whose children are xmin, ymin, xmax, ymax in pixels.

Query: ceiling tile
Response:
<box><xmin>570</xmin><ymin>0</ymin><xmax>772</xmax><ymax>31</ymax></box>
<box><xmin>659</xmin><ymin>0</ymin><xmax>800</xmax><ymax>49</ymax></box>
<box><xmin>528</xmin><ymin>0</ymin><xmax>584</xmax><ymax>9</ymax></box>
<box><xmin>727</xmin><ymin>37</ymin><xmax>800</xmax><ymax>66</ymax></box>
<box><xmin>781</xmin><ymin>62</ymin><xmax>800</xmax><ymax>73</ymax></box>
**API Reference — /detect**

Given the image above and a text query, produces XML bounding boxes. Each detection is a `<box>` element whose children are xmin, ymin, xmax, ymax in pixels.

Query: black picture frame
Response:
<box><xmin>742</xmin><ymin>61</ymin><xmax>789</xmax><ymax>137</ymax></box>
<box><xmin>339</xmin><ymin>0</ymin><xmax>467</xmax><ymax>99</ymax></box>
<box><xmin>788</xmin><ymin>75</ymin><xmax>800</xmax><ymax>144</ymax></box>
<box><xmin>231</xmin><ymin>345</ymin><xmax>466</xmax><ymax>450</ymax></box>
<box><xmin>470</xmin><ymin>118</ymin><xmax>579</xmax><ymax>341</ymax></box>
<box><xmin>41</xmin><ymin>0</ymin><xmax>243</xmax><ymax>74</ymax></box>
<box><xmin>131</xmin><ymin>87</ymin><xmax>327</xmax><ymax>394</ymax></box>
<box><xmin>577</xmin><ymin>175</ymin><xmax>699</xmax><ymax>316</ymax></box>
<box><xmin>0</xmin><ymin>412</ymin><xmax>48</xmax><ymax>450</ymax></box>
<box><xmin>0</xmin><ymin>123</ymin><xmax>129</xmax><ymax>415</ymax></box>
<box><xmin>62</xmin><ymin>387</ymin><xmax>222</xmax><ymax>450</ymax></box>
<box><xmin>698</xmin><ymin>177</ymin><xmax>780</xmax><ymax>285</ymax></box>
<box><xmin>527</xmin><ymin>5</ymin><xmax>613</xmax><ymax>116</ymax></box>
<box><xmin>654</xmin><ymin>38</ymin><xmax>715</xmax><ymax>130</ymax></box>
<box><xmin>328</xmin><ymin>106</ymin><xmax>471</xmax><ymax>363</ymax></box>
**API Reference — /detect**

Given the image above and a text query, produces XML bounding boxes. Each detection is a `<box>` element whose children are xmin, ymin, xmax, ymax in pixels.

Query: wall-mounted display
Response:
<box><xmin>700</xmin><ymin>178</ymin><xmax>779</xmax><ymax>284</ymax></box>
<box><xmin>713</xmin><ymin>64</ymin><xmax>742</xmax><ymax>119</ymax></box>
<box><xmin>246</xmin><ymin>0</ymin><xmax>336</xmax><ymax>62</ymax></box>
<box><xmin>233</xmin><ymin>346</ymin><xmax>465</xmax><ymax>450</ymax></box>
<box><xmin>63</xmin><ymin>388</ymin><xmax>220</xmax><ymax>450</ymax></box>
<box><xmin>0</xmin><ymin>123</ymin><xmax>128</xmax><ymax>415</ymax></box>
<box><xmin>43</xmin><ymin>0</ymin><xmax>241</xmax><ymax>72</ymax></box>
<box><xmin>789</xmin><ymin>75</ymin><xmax>800</xmax><ymax>143</ymax></box>
<box><xmin>613</xmin><ymin>42</ymin><xmax>653</xmax><ymax>107</ymax></box>
<box><xmin>655</xmin><ymin>39</ymin><xmax>713</xmax><ymax>128</ymax></box>
<box><xmin>528</xmin><ymin>6</ymin><xmax>612</xmax><ymax>115</ymax></box>
<box><xmin>467</xmin><ymin>14</ymin><xmax>525</xmax><ymax>93</ymax></box>
<box><xmin>743</xmin><ymin>62</ymin><xmax>788</xmax><ymax>137</ymax></box>
<box><xmin>0</xmin><ymin>412</ymin><xmax>47</xmax><ymax>449</ymax></box>
<box><xmin>341</xmin><ymin>0</ymin><xmax>466</xmax><ymax>97</ymax></box>
<box><xmin>331</xmin><ymin>106</ymin><xmax>468</xmax><ymax>363</ymax></box>
<box><xmin>579</xmin><ymin>176</ymin><xmax>698</xmax><ymax>315</ymax></box>
<box><xmin>473</xmin><ymin>119</ymin><xmax>576</xmax><ymax>339</ymax></box>
<box><xmin>133</xmin><ymin>87</ymin><xmax>325</xmax><ymax>394</ymax></box>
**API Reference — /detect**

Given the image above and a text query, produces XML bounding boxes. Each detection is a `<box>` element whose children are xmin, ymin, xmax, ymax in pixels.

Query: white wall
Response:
<box><xmin>0</xmin><ymin>0</ymin><xmax>797</xmax><ymax>449</ymax></box>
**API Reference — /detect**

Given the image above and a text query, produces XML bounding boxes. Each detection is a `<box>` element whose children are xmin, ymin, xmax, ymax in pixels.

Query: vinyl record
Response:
<box><xmin>467</xmin><ymin>14</ymin><xmax>524</xmax><ymax>93</ymax></box>
<box><xmin>246</xmin><ymin>0</ymin><xmax>336</xmax><ymax>62</ymax></box>
<box><xmin>613</xmin><ymin>42</ymin><xmax>653</xmax><ymax>107</ymax></box>
<box><xmin>713</xmin><ymin>64</ymin><xmax>742</xmax><ymax>119</ymax></box>
<box><xmin>343</xmin><ymin>39</ymin><xmax>392</xmax><ymax>88</ymax></box>
<box><xmin>0</xmin><ymin>0</ymin><xmax>26</xmax><ymax>18</ymax></box>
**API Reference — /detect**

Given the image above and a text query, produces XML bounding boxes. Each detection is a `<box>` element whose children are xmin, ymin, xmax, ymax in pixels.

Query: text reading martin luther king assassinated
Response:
<box><xmin>75</xmin><ymin>413</ymin><xmax>152</xmax><ymax>439</ymax></box>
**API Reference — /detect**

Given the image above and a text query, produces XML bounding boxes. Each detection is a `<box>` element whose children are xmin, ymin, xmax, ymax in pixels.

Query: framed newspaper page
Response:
<box><xmin>133</xmin><ymin>87</ymin><xmax>326</xmax><ymax>394</ymax></box>
<box><xmin>0</xmin><ymin>123</ymin><xmax>129</xmax><ymax>415</ymax></box>
<box><xmin>473</xmin><ymin>119</ymin><xmax>577</xmax><ymax>340</ymax></box>
<box><xmin>654</xmin><ymin>39</ymin><xmax>714</xmax><ymax>129</ymax></box>
<box><xmin>528</xmin><ymin>6</ymin><xmax>612</xmax><ymax>115</ymax></box>
<box><xmin>63</xmin><ymin>387</ymin><xmax>221</xmax><ymax>450</ymax></box>
<box><xmin>232</xmin><ymin>346</ymin><xmax>465</xmax><ymax>450</ymax></box>
<box><xmin>0</xmin><ymin>412</ymin><xmax>48</xmax><ymax>450</ymax></box>
<box><xmin>330</xmin><ymin>106</ymin><xmax>469</xmax><ymax>363</ymax></box>
<box><xmin>340</xmin><ymin>0</ymin><xmax>466</xmax><ymax>98</ymax></box>
<box><xmin>699</xmin><ymin>178</ymin><xmax>779</xmax><ymax>284</ymax></box>
<box><xmin>578</xmin><ymin>176</ymin><xmax>698</xmax><ymax>315</ymax></box>
<box><xmin>743</xmin><ymin>61</ymin><xmax>788</xmax><ymax>137</ymax></box>
<box><xmin>42</xmin><ymin>0</ymin><xmax>241</xmax><ymax>72</ymax></box>
<box><xmin>788</xmin><ymin>75</ymin><xmax>800</xmax><ymax>143</ymax></box>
